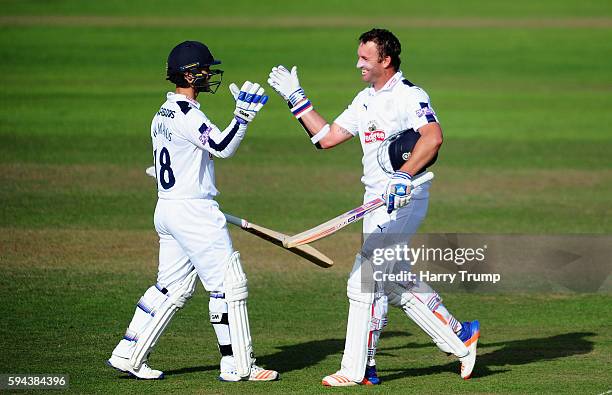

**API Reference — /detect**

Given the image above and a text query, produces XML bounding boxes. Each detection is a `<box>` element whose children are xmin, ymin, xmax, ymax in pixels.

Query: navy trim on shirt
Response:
<box><xmin>420</xmin><ymin>102</ymin><xmax>436</xmax><ymax>123</ymax></box>
<box><xmin>207</xmin><ymin>121</ymin><xmax>240</xmax><ymax>151</ymax></box>
<box><xmin>177</xmin><ymin>101</ymin><xmax>192</xmax><ymax>115</ymax></box>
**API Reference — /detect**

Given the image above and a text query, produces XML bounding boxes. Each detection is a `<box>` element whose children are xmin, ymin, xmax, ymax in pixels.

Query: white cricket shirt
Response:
<box><xmin>151</xmin><ymin>92</ymin><xmax>246</xmax><ymax>199</ymax></box>
<box><xmin>334</xmin><ymin>71</ymin><xmax>439</xmax><ymax>196</ymax></box>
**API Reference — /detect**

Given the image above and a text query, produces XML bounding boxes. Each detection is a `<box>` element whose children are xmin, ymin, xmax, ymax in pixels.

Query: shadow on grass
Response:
<box><xmin>159</xmin><ymin>331</ymin><xmax>410</xmax><ymax>377</ymax></box>
<box><xmin>380</xmin><ymin>331</ymin><xmax>596</xmax><ymax>382</ymax></box>
<box><xmin>257</xmin><ymin>331</ymin><xmax>412</xmax><ymax>374</ymax></box>
<box><xmin>164</xmin><ymin>331</ymin><xmax>595</xmax><ymax>379</ymax></box>
<box><xmin>164</xmin><ymin>364</ymin><xmax>218</xmax><ymax>376</ymax></box>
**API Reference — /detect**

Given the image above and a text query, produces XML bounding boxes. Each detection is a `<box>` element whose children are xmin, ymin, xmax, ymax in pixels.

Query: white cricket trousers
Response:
<box><xmin>154</xmin><ymin>198</ymin><xmax>233</xmax><ymax>292</ymax></box>
<box><xmin>360</xmin><ymin>177</ymin><xmax>431</xmax><ymax>360</ymax></box>
<box><xmin>363</xmin><ymin>177</ymin><xmax>430</xmax><ymax>239</ymax></box>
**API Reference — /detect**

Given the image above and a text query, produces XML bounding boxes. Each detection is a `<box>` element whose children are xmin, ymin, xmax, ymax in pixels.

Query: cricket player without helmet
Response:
<box><xmin>107</xmin><ymin>40</ymin><xmax>277</xmax><ymax>382</ymax></box>
<box><xmin>268</xmin><ymin>28</ymin><xmax>480</xmax><ymax>386</ymax></box>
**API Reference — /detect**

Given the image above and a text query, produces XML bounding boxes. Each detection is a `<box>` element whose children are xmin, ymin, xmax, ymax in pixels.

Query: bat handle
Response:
<box><xmin>224</xmin><ymin>213</ymin><xmax>247</xmax><ymax>228</ymax></box>
<box><xmin>412</xmin><ymin>171</ymin><xmax>434</xmax><ymax>187</ymax></box>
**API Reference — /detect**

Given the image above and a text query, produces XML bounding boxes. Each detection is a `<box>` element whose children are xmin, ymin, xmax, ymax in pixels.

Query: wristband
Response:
<box><xmin>394</xmin><ymin>170</ymin><xmax>412</xmax><ymax>180</ymax></box>
<box><xmin>310</xmin><ymin>124</ymin><xmax>330</xmax><ymax>145</ymax></box>
<box><xmin>291</xmin><ymin>99</ymin><xmax>313</xmax><ymax>119</ymax></box>
<box><xmin>286</xmin><ymin>99</ymin><xmax>323</xmax><ymax>149</ymax></box>
<box><xmin>234</xmin><ymin>115</ymin><xmax>248</xmax><ymax>125</ymax></box>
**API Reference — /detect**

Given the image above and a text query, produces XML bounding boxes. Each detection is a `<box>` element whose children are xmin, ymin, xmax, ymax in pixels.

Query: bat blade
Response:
<box><xmin>284</xmin><ymin>198</ymin><xmax>384</xmax><ymax>248</ymax></box>
<box><xmin>284</xmin><ymin>171</ymin><xmax>434</xmax><ymax>248</ymax></box>
<box><xmin>224</xmin><ymin>214</ymin><xmax>333</xmax><ymax>268</ymax></box>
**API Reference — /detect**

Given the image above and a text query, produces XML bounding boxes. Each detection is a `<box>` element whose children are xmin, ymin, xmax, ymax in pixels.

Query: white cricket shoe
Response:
<box><xmin>218</xmin><ymin>356</ymin><xmax>279</xmax><ymax>382</ymax></box>
<box><xmin>106</xmin><ymin>355</ymin><xmax>164</xmax><ymax>380</ymax></box>
<box><xmin>321</xmin><ymin>371</ymin><xmax>361</xmax><ymax>387</ymax></box>
<box><xmin>458</xmin><ymin>320</ymin><xmax>480</xmax><ymax>379</ymax></box>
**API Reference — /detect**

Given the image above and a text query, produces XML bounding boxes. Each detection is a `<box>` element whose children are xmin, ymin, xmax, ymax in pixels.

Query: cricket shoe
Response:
<box><xmin>218</xmin><ymin>356</ymin><xmax>279</xmax><ymax>382</ymax></box>
<box><xmin>106</xmin><ymin>355</ymin><xmax>164</xmax><ymax>380</ymax></box>
<box><xmin>457</xmin><ymin>320</ymin><xmax>480</xmax><ymax>380</ymax></box>
<box><xmin>322</xmin><ymin>372</ymin><xmax>359</xmax><ymax>387</ymax></box>
<box><xmin>322</xmin><ymin>370</ymin><xmax>378</xmax><ymax>387</ymax></box>
<box><xmin>363</xmin><ymin>364</ymin><xmax>381</xmax><ymax>385</ymax></box>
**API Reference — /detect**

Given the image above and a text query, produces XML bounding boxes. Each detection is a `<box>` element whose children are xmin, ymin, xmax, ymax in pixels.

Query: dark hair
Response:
<box><xmin>168</xmin><ymin>72</ymin><xmax>190</xmax><ymax>88</ymax></box>
<box><xmin>359</xmin><ymin>28</ymin><xmax>401</xmax><ymax>71</ymax></box>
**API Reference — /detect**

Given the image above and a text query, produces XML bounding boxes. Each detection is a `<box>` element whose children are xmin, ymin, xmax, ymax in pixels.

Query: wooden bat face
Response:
<box><xmin>284</xmin><ymin>172</ymin><xmax>434</xmax><ymax>248</ymax></box>
<box><xmin>224</xmin><ymin>213</ymin><xmax>333</xmax><ymax>268</ymax></box>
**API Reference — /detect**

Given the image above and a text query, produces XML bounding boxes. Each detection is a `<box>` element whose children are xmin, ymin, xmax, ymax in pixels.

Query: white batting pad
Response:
<box><xmin>224</xmin><ymin>251</ymin><xmax>254</xmax><ymax>379</ymax></box>
<box><xmin>129</xmin><ymin>270</ymin><xmax>198</xmax><ymax>368</ymax></box>
<box><xmin>386</xmin><ymin>281</ymin><xmax>469</xmax><ymax>358</ymax></box>
<box><xmin>340</xmin><ymin>254</ymin><xmax>375</xmax><ymax>382</ymax></box>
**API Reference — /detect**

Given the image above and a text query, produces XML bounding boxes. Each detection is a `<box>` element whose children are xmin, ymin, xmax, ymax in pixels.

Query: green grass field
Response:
<box><xmin>1</xmin><ymin>1</ymin><xmax>611</xmax><ymax>393</ymax></box>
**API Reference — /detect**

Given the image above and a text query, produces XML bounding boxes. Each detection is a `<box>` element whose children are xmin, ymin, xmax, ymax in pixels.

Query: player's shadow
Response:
<box><xmin>380</xmin><ymin>331</ymin><xmax>596</xmax><ymax>382</ymax></box>
<box><xmin>162</xmin><ymin>332</ymin><xmax>411</xmax><ymax>377</ymax></box>
<box><xmin>257</xmin><ymin>331</ymin><xmax>412</xmax><ymax>374</ymax></box>
<box><xmin>163</xmin><ymin>364</ymin><xmax>218</xmax><ymax>376</ymax></box>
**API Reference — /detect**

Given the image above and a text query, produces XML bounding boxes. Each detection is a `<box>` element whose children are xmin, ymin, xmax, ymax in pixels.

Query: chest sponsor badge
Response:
<box><xmin>364</xmin><ymin>121</ymin><xmax>386</xmax><ymax>144</ymax></box>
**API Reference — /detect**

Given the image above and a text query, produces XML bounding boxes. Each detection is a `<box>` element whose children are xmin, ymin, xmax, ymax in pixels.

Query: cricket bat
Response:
<box><xmin>224</xmin><ymin>214</ymin><xmax>333</xmax><ymax>268</ymax></box>
<box><xmin>283</xmin><ymin>171</ymin><xmax>434</xmax><ymax>248</ymax></box>
<box><xmin>145</xmin><ymin>166</ymin><xmax>333</xmax><ymax>268</ymax></box>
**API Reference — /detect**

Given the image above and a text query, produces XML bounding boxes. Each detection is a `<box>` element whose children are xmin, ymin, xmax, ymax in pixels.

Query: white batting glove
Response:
<box><xmin>267</xmin><ymin>65</ymin><xmax>307</xmax><ymax>107</ymax></box>
<box><xmin>230</xmin><ymin>81</ymin><xmax>269</xmax><ymax>124</ymax></box>
<box><xmin>384</xmin><ymin>171</ymin><xmax>413</xmax><ymax>214</ymax></box>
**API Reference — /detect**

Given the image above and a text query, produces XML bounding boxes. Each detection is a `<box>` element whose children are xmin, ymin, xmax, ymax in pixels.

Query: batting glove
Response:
<box><xmin>268</xmin><ymin>65</ymin><xmax>307</xmax><ymax>107</ymax></box>
<box><xmin>230</xmin><ymin>81</ymin><xmax>269</xmax><ymax>124</ymax></box>
<box><xmin>384</xmin><ymin>171</ymin><xmax>413</xmax><ymax>214</ymax></box>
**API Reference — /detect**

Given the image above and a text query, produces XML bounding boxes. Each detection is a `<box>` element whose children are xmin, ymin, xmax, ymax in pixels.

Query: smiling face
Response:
<box><xmin>356</xmin><ymin>41</ymin><xmax>392</xmax><ymax>90</ymax></box>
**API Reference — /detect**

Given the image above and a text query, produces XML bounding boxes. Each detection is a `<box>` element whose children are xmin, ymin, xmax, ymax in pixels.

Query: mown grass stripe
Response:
<box><xmin>1</xmin><ymin>15</ymin><xmax>612</xmax><ymax>28</ymax></box>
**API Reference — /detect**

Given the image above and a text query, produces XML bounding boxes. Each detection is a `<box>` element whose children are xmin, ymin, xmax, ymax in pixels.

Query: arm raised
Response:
<box><xmin>268</xmin><ymin>65</ymin><xmax>354</xmax><ymax>149</ymax></box>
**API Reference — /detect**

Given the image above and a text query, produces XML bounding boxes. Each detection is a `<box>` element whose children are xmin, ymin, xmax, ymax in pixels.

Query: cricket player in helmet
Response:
<box><xmin>268</xmin><ymin>29</ymin><xmax>480</xmax><ymax>386</ymax></box>
<box><xmin>107</xmin><ymin>40</ymin><xmax>278</xmax><ymax>382</ymax></box>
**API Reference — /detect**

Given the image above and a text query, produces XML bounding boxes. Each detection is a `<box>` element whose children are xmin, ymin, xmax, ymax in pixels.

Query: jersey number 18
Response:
<box><xmin>154</xmin><ymin>147</ymin><xmax>176</xmax><ymax>189</ymax></box>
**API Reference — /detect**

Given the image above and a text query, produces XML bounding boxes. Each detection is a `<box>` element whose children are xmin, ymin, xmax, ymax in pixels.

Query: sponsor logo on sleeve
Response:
<box><xmin>198</xmin><ymin>124</ymin><xmax>212</xmax><ymax>145</ymax></box>
<box><xmin>416</xmin><ymin>106</ymin><xmax>435</xmax><ymax>118</ymax></box>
